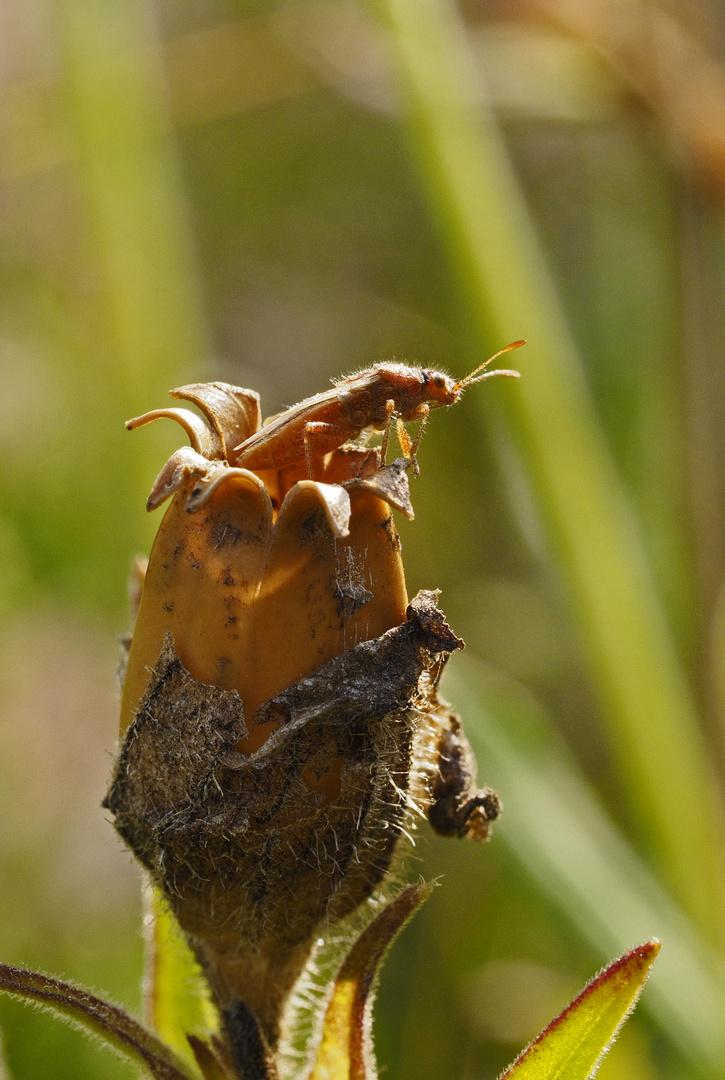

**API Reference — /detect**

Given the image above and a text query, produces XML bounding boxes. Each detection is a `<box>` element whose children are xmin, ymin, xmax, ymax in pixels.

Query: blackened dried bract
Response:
<box><xmin>105</xmin><ymin>592</ymin><xmax>497</xmax><ymax>1044</ymax></box>
<box><xmin>224</xmin><ymin>1001</ymin><xmax>279</xmax><ymax>1080</ymax></box>
<box><xmin>107</xmin><ymin>593</ymin><xmax>465</xmax><ymax>944</ymax></box>
<box><xmin>427</xmin><ymin>711</ymin><xmax>501</xmax><ymax>839</ymax></box>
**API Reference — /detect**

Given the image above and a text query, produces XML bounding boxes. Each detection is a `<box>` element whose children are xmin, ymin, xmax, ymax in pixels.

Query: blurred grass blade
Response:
<box><xmin>0</xmin><ymin>963</ymin><xmax>196</xmax><ymax>1080</ymax></box>
<box><xmin>57</xmin><ymin>0</ymin><xmax>208</xmax><ymax>394</ymax></box>
<box><xmin>309</xmin><ymin>883</ymin><xmax>433</xmax><ymax>1080</ymax></box>
<box><xmin>144</xmin><ymin>882</ymin><xmax>217</xmax><ymax>1071</ymax></box>
<box><xmin>56</xmin><ymin>0</ymin><xmax>211</xmax><ymax>563</ymax></box>
<box><xmin>447</xmin><ymin>658</ymin><xmax>725</xmax><ymax>1073</ymax></box>
<box><xmin>372</xmin><ymin>0</ymin><xmax>725</xmax><ymax>941</ymax></box>
<box><xmin>0</xmin><ymin>1029</ymin><xmax>11</xmax><ymax>1080</ymax></box>
<box><xmin>500</xmin><ymin>941</ymin><xmax>659</xmax><ymax>1080</ymax></box>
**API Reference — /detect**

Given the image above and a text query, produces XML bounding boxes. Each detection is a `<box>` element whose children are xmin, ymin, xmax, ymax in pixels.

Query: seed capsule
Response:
<box><xmin>107</xmin><ymin>379</ymin><xmax>500</xmax><ymax>1049</ymax></box>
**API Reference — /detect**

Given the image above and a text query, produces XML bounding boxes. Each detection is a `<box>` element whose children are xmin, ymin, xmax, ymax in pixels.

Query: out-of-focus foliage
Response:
<box><xmin>1</xmin><ymin>0</ymin><xmax>725</xmax><ymax>1077</ymax></box>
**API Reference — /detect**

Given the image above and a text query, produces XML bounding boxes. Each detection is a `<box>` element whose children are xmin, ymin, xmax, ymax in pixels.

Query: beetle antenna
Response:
<box><xmin>459</xmin><ymin>367</ymin><xmax>521</xmax><ymax>389</ymax></box>
<box><xmin>456</xmin><ymin>340</ymin><xmax>526</xmax><ymax>391</ymax></box>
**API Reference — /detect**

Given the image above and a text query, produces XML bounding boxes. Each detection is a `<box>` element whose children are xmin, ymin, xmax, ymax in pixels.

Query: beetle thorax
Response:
<box><xmin>374</xmin><ymin>364</ymin><xmax>457</xmax><ymax>420</ymax></box>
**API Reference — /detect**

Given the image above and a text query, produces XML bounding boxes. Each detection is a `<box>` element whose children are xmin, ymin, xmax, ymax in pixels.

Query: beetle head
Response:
<box><xmin>454</xmin><ymin>340</ymin><xmax>525</xmax><ymax>395</ymax></box>
<box><xmin>421</xmin><ymin>370</ymin><xmax>459</xmax><ymax>407</ymax></box>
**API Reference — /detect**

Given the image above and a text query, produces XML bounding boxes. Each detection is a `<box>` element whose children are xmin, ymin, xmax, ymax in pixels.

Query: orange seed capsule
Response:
<box><xmin>107</xmin><ymin>378</ymin><xmax>500</xmax><ymax>1050</ymax></box>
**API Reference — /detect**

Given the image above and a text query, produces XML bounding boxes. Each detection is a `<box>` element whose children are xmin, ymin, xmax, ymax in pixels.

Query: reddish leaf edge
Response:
<box><xmin>188</xmin><ymin>1033</ymin><xmax>233</xmax><ymax>1080</ymax></box>
<box><xmin>499</xmin><ymin>940</ymin><xmax>661</xmax><ymax>1079</ymax></box>
<box><xmin>0</xmin><ymin>962</ymin><xmax>196</xmax><ymax>1080</ymax></box>
<box><xmin>336</xmin><ymin>882</ymin><xmax>435</xmax><ymax>989</ymax></box>
<box><xmin>310</xmin><ymin>882</ymin><xmax>434</xmax><ymax>1080</ymax></box>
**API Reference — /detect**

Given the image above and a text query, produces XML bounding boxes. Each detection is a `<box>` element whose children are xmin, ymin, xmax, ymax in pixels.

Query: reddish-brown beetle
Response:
<box><xmin>233</xmin><ymin>341</ymin><xmax>524</xmax><ymax>477</ymax></box>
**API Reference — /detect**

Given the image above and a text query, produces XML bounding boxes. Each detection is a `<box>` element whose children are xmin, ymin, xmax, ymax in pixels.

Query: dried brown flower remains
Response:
<box><xmin>105</xmin><ymin>376</ymin><xmax>502</xmax><ymax>1068</ymax></box>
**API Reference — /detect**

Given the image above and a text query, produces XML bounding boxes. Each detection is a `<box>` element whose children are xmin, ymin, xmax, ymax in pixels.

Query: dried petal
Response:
<box><xmin>145</xmin><ymin>448</ymin><xmax>219</xmax><ymax>511</ymax></box>
<box><xmin>126</xmin><ymin>407</ymin><xmax>223</xmax><ymax>461</ymax></box>
<box><xmin>344</xmin><ymin>457</ymin><xmax>414</xmax><ymax>520</ymax></box>
<box><xmin>119</xmin><ymin>470</ymin><xmax>274</xmax><ymax>737</ymax></box>
<box><xmin>299</xmin><ymin>481</ymin><xmax>352</xmax><ymax>539</ymax></box>
<box><xmin>185</xmin><ymin>466</ymin><xmax>269</xmax><ymax>514</ymax></box>
<box><xmin>171</xmin><ymin>382</ymin><xmax>262</xmax><ymax>459</ymax></box>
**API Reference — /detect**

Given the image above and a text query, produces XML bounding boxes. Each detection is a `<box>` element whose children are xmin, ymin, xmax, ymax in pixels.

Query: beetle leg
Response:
<box><xmin>303</xmin><ymin>421</ymin><xmax>349</xmax><ymax>479</ymax></box>
<box><xmin>396</xmin><ymin>418</ymin><xmax>412</xmax><ymax>458</ymax></box>
<box><xmin>408</xmin><ymin>404</ymin><xmax>430</xmax><ymax>476</ymax></box>
<box><xmin>395</xmin><ymin>404</ymin><xmax>429</xmax><ymax>477</ymax></box>
<box><xmin>379</xmin><ymin>399</ymin><xmax>397</xmax><ymax>465</ymax></box>
<box><xmin>396</xmin><ymin>419</ymin><xmax>418</xmax><ymax>477</ymax></box>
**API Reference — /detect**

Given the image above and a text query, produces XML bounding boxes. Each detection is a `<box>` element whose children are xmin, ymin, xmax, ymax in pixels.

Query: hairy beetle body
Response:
<box><xmin>232</xmin><ymin>345</ymin><xmax>523</xmax><ymax>476</ymax></box>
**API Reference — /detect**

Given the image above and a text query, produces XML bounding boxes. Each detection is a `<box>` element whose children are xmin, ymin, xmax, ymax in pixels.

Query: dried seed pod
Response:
<box><xmin>108</xmin><ymin>381</ymin><xmax>500</xmax><ymax>1052</ymax></box>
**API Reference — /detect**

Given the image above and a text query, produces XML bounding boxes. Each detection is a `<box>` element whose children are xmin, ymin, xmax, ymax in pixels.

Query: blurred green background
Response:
<box><xmin>2</xmin><ymin>0</ymin><xmax>725</xmax><ymax>1076</ymax></box>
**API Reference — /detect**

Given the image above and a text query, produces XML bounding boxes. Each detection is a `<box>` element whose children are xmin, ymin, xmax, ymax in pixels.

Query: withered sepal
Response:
<box><xmin>426</xmin><ymin>709</ymin><xmax>502</xmax><ymax>840</ymax></box>
<box><xmin>104</xmin><ymin>591</ymin><xmax>498</xmax><ymax>1043</ymax></box>
<box><xmin>250</xmin><ymin>589</ymin><xmax>462</xmax><ymax>743</ymax></box>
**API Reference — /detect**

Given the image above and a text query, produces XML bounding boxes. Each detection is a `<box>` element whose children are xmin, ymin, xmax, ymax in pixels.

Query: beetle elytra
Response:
<box><xmin>232</xmin><ymin>340</ymin><xmax>524</xmax><ymax>478</ymax></box>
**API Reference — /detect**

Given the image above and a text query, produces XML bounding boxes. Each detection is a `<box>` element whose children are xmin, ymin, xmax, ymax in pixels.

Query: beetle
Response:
<box><xmin>232</xmin><ymin>340</ymin><xmax>524</xmax><ymax>478</ymax></box>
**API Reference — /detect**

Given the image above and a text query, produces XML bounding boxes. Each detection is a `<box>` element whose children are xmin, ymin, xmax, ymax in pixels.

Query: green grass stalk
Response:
<box><xmin>373</xmin><ymin>0</ymin><xmax>725</xmax><ymax>944</ymax></box>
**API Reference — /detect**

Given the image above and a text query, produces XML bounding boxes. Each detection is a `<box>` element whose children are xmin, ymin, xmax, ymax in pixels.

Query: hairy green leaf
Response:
<box><xmin>500</xmin><ymin>941</ymin><xmax>660</xmax><ymax>1080</ymax></box>
<box><xmin>0</xmin><ymin>963</ymin><xmax>196</xmax><ymax>1080</ymax></box>
<box><xmin>144</xmin><ymin>881</ymin><xmax>217</xmax><ymax>1070</ymax></box>
<box><xmin>309</xmin><ymin>884</ymin><xmax>433</xmax><ymax>1080</ymax></box>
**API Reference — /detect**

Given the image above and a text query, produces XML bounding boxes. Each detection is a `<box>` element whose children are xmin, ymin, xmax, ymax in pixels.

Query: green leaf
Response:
<box><xmin>309</xmin><ymin>884</ymin><xmax>433</xmax><ymax>1080</ymax></box>
<box><xmin>500</xmin><ymin>941</ymin><xmax>660</xmax><ymax>1080</ymax></box>
<box><xmin>143</xmin><ymin>881</ymin><xmax>217</xmax><ymax>1071</ymax></box>
<box><xmin>0</xmin><ymin>963</ymin><xmax>196</xmax><ymax>1080</ymax></box>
